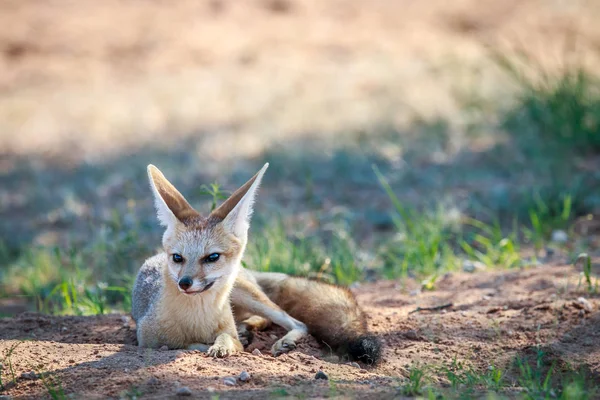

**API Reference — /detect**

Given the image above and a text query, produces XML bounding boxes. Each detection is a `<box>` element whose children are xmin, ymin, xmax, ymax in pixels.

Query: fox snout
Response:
<box><xmin>178</xmin><ymin>276</ymin><xmax>193</xmax><ymax>290</ymax></box>
<box><xmin>178</xmin><ymin>276</ymin><xmax>216</xmax><ymax>294</ymax></box>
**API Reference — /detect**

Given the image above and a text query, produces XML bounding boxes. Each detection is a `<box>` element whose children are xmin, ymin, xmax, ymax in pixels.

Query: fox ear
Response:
<box><xmin>210</xmin><ymin>163</ymin><xmax>269</xmax><ymax>237</ymax></box>
<box><xmin>147</xmin><ymin>165</ymin><xmax>199</xmax><ymax>226</ymax></box>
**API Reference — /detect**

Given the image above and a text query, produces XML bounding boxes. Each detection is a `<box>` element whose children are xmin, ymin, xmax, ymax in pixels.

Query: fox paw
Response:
<box><xmin>271</xmin><ymin>338</ymin><xmax>297</xmax><ymax>357</ymax></box>
<box><xmin>237</xmin><ymin>326</ymin><xmax>254</xmax><ymax>348</ymax></box>
<box><xmin>208</xmin><ymin>343</ymin><xmax>234</xmax><ymax>358</ymax></box>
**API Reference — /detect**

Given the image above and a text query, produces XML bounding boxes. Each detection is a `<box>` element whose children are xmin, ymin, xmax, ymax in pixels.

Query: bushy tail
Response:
<box><xmin>253</xmin><ymin>271</ymin><xmax>383</xmax><ymax>365</ymax></box>
<box><xmin>347</xmin><ymin>334</ymin><xmax>382</xmax><ymax>365</ymax></box>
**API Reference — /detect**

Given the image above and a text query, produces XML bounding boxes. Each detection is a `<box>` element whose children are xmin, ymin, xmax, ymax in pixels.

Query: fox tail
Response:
<box><xmin>253</xmin><ymin>272</ymin><xmax>383</xmax><ymax>364</ymax></box>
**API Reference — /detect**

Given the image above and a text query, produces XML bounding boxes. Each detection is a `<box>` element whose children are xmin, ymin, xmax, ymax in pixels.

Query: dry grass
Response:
<box><xmin>1</xmin><ymin>0</ymin><xmax>600</xmax><ymax>161</ymax></box>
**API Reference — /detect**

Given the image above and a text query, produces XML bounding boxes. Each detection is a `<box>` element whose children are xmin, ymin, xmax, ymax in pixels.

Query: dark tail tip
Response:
<box><xmin>348</xmin><ymin>334</ymin><xmax>382</xmax><ymax>365</ymax></box>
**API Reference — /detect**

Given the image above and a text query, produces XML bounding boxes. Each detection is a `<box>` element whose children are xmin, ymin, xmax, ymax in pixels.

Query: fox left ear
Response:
<box><xmin>210</xmin><ymin>163</ymin><xmax>269</xmax><ymax>238</ymax></box>
<box><xmin>147</xmin><ymin>165</ymin><xmax>199</xmax><ymax>227</ymax></box>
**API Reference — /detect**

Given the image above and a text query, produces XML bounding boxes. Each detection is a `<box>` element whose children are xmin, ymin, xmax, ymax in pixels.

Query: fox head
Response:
<box><xmin>147</xmin><ymin>163</ymin><xmax>268</xmax><ymax>295</ymax></box>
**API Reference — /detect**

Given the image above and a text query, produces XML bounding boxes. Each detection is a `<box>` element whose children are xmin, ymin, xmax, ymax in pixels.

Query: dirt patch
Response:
<box><xmin>1</xmin><ymin>264</ymin><xmax>599</xmax><ymax>398</ymax></box>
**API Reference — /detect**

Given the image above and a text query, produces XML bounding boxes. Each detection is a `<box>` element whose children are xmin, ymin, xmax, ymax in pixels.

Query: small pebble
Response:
<box><xmin>315</xmin><ymin>371</ymin><xmax>328</xmax><ymax>380</ymax></box>
<box><xmin>462</xmin><ymin>260</ymin><xmax>486</xmax><ymax>273</ymax></box>
<box><xmin>577</xmin><ymin>297</ymin><xmax>594</xmax><ymax>312</ymax></box>
<box><xmin>239</xmin><ymin>371</ymin><xmax>251</xmax><ymax>382</ymax></box>
<box><xmin>350</xmin><ymin>362</ymin><xmax>361</xmax><ymax>369</ymax></box>
<box><xmin>404</xmin><ymin>330</ymin><xmax>419</xmax><ymax>340</ymax></box>
<box><xmin>251</xmin><ymin>348</ymin><xmax>262</xmax><ymax>356</ymax></box>
<box><xmin>176</xmin><ymin>387</ymin><xmax>192</xmax><ymax>397</ymax></box>
<box><xmin>20</xmin><ymin>371</ymin><xmax>37</xmax><ymax>380</ymax></box>
<box><xmin>561</xmin><ymin>333</ymin><xmax>574</xmax><ymax>343</ymax></box>
<box><xmin>223</xmin><ymin>377</ymin><xmax>237</xmax><ymax>386</ymax></box>
<box><xmin>146</xmin><ymin>377</ymin><xmax>159</xmax><ymax>386</ymax></box>
<box><xmin>160</xmin><ymin>345</ymin><xmax>169</xmax><ymax>351</ymax></box>
<box><xmin>463</xmin><ymin>260</ymin><xmax>476</xmax><ymax>273</ymax></box>
<box><xmin>269</xmin><ymin>334</ymin><xmax>278</xmax><ymax>340</ymax></box>
<box><xmin>551</xmin><ymin>230</ymin><xmax>568</xmax><ymax>243</ymax></box>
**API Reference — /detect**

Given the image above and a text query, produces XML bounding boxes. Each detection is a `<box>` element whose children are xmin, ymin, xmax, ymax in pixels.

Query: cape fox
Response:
<box><xmin>131</xmin><ymin>163</ymin><xmax>381</xmax><ymax>363</ymax></box>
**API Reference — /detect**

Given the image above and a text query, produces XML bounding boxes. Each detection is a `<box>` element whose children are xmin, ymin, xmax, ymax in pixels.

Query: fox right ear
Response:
<box><xmin>147</xmin><ymin>165</ymin><xmax>199</xmax><ymax>227</ymax></box>
<box><xmin>210</xmin><ymin>163</ymin><xmax>268</xmax><ymax>238</ymax></box>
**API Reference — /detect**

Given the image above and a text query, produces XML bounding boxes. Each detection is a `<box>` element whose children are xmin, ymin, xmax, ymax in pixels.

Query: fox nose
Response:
<box><xmin>178</xmin><ymin>276</ymin><xmax>193</xmax><ymax>290</ymax></box>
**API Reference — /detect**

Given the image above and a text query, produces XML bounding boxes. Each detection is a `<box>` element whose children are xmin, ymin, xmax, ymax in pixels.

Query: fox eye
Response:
<box><xmin>172</xmin><ymin>254</ymin><xmax>184</xmax><ymax>263</ymax></box>
<box><xmin>205</xmin><ymin>253</ymin><xmax>220</xmax><ymax>263</ymax></box>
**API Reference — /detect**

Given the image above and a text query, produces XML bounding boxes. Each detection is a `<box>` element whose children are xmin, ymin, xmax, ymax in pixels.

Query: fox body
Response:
<box><xmin>131</xmin><ymin>164</ymin><xmax>381</xmax><ymax>363</ymax></box>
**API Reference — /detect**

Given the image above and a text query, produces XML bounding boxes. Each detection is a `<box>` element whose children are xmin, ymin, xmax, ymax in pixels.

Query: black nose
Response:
<box><xmin>178</xmin><ymin>276</ymin><xmax>193</xmax><ymax>290</ymax></box>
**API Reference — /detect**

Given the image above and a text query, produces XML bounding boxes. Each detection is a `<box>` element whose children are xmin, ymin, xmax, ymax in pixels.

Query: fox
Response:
<box><xmin>131</xmin><ymin>163</ymin><xmax>381</xmax><ymax>363</ymax></box>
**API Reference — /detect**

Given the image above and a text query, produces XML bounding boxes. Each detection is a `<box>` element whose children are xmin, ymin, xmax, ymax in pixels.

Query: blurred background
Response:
<box><xmin>1</xmin><ymin>0</ymin><xmax>600</xmax><ymax>315</ymax></box>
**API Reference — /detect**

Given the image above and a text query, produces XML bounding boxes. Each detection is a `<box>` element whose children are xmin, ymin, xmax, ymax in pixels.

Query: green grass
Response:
<box><xmin>0</xmin><ymin>164</ymin><xmax>593</xmax><ymax>314</ymax></box>
<box><xmin>495</xmin><ymin>50</ymin><xmax>600</xmax><ymax>156</ymax></box>
<box><xmin>493</xmin><ymin>50</ymin><xmax>600</xmax><ymax>230</ymax></box>
<box><xmin>395</xmin><ymin>353</ymin><xmax>596</xmax><ymax>400</ymax></box>
<box><xmin>512</xmin><ymin>347</ymin><xmax>597</xmax><ymax>400</ymax></box>
<box><xmin>576</xmin><ymin>253</ymin><xmax>598</xmax><ymax>294</ymax></box>
<box><xmin>460</xmin><ymin>218</ymin><xmax>521</xmax><ymax>269</ymax></box>
<box><xmin>374</xmin><ymin>166</ymin><xmax>575</xmax><ymax>280</ymax></box>
<box><xmin>4</xmin><ymin>160</ymin><xmax>587</xmax><ymax>315</ymax></box>
<box><xmin>0</xmin><ymin>219</ymin><xmax>142</xmax><ymax>315</ymax></box>
<box><xmin>197</xmin><ymin>182</ymin><xmax>230</xmax><ymax>212</ymax></box>
<box><xmin>399</xmin><ymin>364</ymin><xmax>430</xmax><ymax>397</ymax></box>
<box><xmin>442</xmin><ymin>358</ymin><xmax>505</xmax><ymax>395</ymax></box>
<box><xmin>1</xmin><ymin>244</ymin><xmax>134</xmax><ymax>316</ymax></box>
<box><xmin>375</xmin><ymin>165</ymin><xmax>462</xmax><ymax>279</ymax></box>
<box><xmin>246</xmin><ymin>217</ymin><xmax>363</xmax><ymax>285</ymax></box>
<box><xmin>37</xmin><ymin>368</ymin><xmax>66</xmax><ymax>400</ymax></box>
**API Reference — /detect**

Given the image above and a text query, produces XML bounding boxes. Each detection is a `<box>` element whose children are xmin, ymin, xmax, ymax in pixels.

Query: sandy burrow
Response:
<box><xmin>0</xmin><ymin>264</ymin><xmax>599</xmax><ymax>399</ymax></box>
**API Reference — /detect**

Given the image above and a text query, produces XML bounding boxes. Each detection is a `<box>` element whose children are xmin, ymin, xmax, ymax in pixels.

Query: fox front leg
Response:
<box><xmin>207</xmin><ymin>332</ymin><xmax>243</xmax><ymax>358</ymax></box>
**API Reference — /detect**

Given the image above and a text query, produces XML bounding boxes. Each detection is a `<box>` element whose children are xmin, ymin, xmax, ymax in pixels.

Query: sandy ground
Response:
<box><xmin>1</xmin><ymin>263</ymin><xmax>598</xmax><ymax>399</ymax></box>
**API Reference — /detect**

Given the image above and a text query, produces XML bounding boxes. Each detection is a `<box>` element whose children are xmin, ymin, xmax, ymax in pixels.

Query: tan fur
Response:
<box><xmin>253</xmin><ymin>274</ymin><xmax>368</xmax><ymax>348</ymax></box>
<box><xmin>132</xmin><ymin>164</ymin><xmax>268</xmax><ymax>357</ymax></box>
